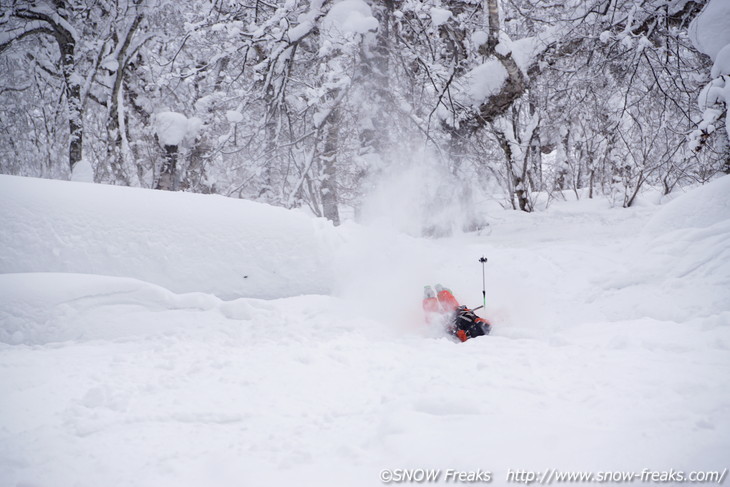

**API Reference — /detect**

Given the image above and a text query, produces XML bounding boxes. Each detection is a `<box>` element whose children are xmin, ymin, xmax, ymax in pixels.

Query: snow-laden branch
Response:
<box><xmin>13</xmin><ymin>4</ymin><xmax>80</xmax><ymax>46</ymax></box>
<box><xmin>452</xmin><ymin>0</ymin><xmax>559</xmax><ymax>131</ymax></box>
<box><xmin>0</xmin><ymin>22</ymin><xmax>55</xmax><ymax>55</ymax></box>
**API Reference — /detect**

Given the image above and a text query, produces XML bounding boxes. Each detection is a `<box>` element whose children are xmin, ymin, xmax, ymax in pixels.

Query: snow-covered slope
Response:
<box><xmin>1</xmin><ymin>175</ymin><xmax>729</xmax><ymax>487</ymax></box>
<box><xmin>602</xmin><ymin>176</ymin><xmax>730</xmax><ymax>322</ymax></box>
<box><xmin>0</xmin><ymin>175</ymin><xmax>339</xmax><ymax>300</ymax></box>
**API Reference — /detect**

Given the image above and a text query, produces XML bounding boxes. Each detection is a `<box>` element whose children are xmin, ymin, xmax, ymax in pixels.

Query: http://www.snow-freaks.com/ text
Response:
<box><xmin>379</xmin><ymin>467</ymin><xmax>728</xmax><ymax>484</ymax></box>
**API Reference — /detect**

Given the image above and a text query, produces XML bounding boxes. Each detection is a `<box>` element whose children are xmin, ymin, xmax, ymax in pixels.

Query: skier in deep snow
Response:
<box><xmin>423</xmin><ymin>284</ymin><xmax>492</xmax><ymax>342</ymax></box>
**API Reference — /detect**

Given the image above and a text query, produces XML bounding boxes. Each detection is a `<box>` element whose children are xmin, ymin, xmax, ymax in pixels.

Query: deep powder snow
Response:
<box><xmin>1</xmin><ymin>175</ymin><xmax>728</xmax><ymax>487</ymax></box>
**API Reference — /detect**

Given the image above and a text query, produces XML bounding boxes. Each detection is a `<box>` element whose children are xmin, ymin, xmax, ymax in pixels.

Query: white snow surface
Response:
<box><xmin>471</xmin><ymin>30</ymin><xmax>488</xmax><ymax>48</ymax></box>
<box><xmin>288</xmin><ymin>0</ymin><xmax>324</xmax><ymax>42</ymax></box>
<box><xmin>70</xmin><ymin>158</ymin><xmax>94</xmax><ymax>183</ymax></box>
<box><xmin>689</xmin><ymin>0</ymin><xmax>730</xmax><ymax>142</ymax></box>
<box><xmin>689</xmin><ymin>0</ymin><xmax>730</xmax><ymax>60</ymax></box>
<box><xmin>153</xmin><ymin>112</ymin><xmax>203</xmax><ymax>146</ymax></box>
<box><xmin>460</xmin><ymin>60</ymin><xmax>508</xmax><ymax>106</ymax></box>
<box><xmin>711</xmin><ymin>43</ymin><xmax>730</xmax><ymax>78</ymax></box>
<box><xmin>429</xmin><ymin>7</ymin><xmax>451</xmax><ymax>27</ymax></box>
<box><xmin>226</xmin><ymin>110</ymin><xmax>244</xmax><ymax>123</ymax></box>
<box><xmin>320</xmin><ymin>0</ymin><xmax>378</xmax><ymax>40</ymax></box>
<box><xmin>0</xmin><ymin>176</ymin><xmax>338</xmax><ymax>299</ymax></box>
<box><xmin>1</xmin><ymin>174</ymin><xmax>729</xmax><ymax>486</ymax></box>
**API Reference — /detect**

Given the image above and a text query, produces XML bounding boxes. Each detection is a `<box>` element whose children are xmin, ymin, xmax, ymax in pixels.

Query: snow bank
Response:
<box><xmin>597</xmin><ymin>177</ymin><xmax>730</xmax><ymax>322</ymax></box>
<box><xmin>643</xmin><ymin>176</ymin><xmax>730</xmax><ymax>233</ymax></box>
<box><xmin>0</xmin><ymin>273</ymin><xmax>219</xmax><ymax>345</ymax></box>
<box><xmin>0</xmin><ymin>175</ymin><xmax>340</xmax><ymax>299</ymax></box>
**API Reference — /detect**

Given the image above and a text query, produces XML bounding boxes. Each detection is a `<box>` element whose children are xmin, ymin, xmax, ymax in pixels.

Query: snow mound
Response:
<box><xmin>0</xmin><ymin>272</ymin><xmax>373</xmax><ymax>346</ymax></box>
<box><xmin>643</xmin><ymin>176</ymin><xmax>730</xmax><ymax>233</ymax></box>
<box><xmin>599</xmin><ymin>177</ymin><xmax>730</xmax><ymax>322</ymax></box>
<box><xmin>0</xmin><ymin>273</ymin><xmax>219</xmax><ymax>345</ymax></box>
<box><xmin>0</xmin><ymin>175</ymin><xmax>340</xmax><ymax>299</ymax></box>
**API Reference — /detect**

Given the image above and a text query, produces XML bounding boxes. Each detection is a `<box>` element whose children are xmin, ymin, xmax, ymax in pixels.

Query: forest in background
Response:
<box><xmin>1</xmin><ymin>0</ymin><xmax>728</xmax><ymax>230</ymax></box>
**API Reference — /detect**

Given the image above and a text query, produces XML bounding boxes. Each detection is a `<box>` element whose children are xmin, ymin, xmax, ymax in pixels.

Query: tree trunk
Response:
<box><xmin>556</xmin><ymin>129</ymin><xmax>570</xmax><ymax>191</ymax></box>
<box><xmin>106</xmin><ymin>10</ymin><xmax>144</xmax><ymax>185</ymax></box>
<box><xmin>157</xmin><ymin>144</ymin><xmax>178</xmax><ymax>191</ymax></box>
<box><xmin>320</xmin><ymin>110</ymin><xmax>341</xmax><ymax>226</ymax></box>
<box><xmin>13</xmin><ymin>7</ymin><xmax>83</xmax><ymax>173</ymax></box>
<box><xmin>182</xmin><ymin>140</ymin><xmax>210</xmax><ymax>193</ymax></box>
<box><xmin>528</xmin><ymin>116</ymin><xmax>542</xmax><ymax>191</ymax></box>
<box><xmin>495</xmin><ymin>127</ymin><xmax>530</xmax><ymax>212</ymax></box>
<box><xmin>589</xmin><ymin>169</ymin><xmax>595</xmax><ymax>199</ymax></box>
<box><xmin>624</xmin><ymin>169</ymin><xmax>644</xmax><ymax>208</ymax></box>
<box><xmin>58</xmin><ymin>29</ymin><xmax>82</xmax><ymax>172</ymax></box>
<box><xmin>357</xmin><ymin>0</ymin><xmax>395</xmax><ymax>161</ymax></box>
<box><xmin>67</xmin><ymin>87</ymin><xmax>83</xmax><ymax>171</ymax></box>
<box><xmin>514</xmin><ymin>176</ymin><xmax>530</xmax><ymax>212</ymax></box>
<box><xmin>261</xmin><ymin>82</ymin><xmax>277</xmax><ymax>200</ymax></box>
<box><xmin>470</xmin><ymin>0</ymin><xmax>527</xmax><ymax>128</ymax></box>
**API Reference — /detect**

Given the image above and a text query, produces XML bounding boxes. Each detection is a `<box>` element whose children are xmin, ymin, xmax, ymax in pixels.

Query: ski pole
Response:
<box><xmin>479</xmin><ymin>256</ymin><xmax>488</xmax><ymax>308</ymax></box>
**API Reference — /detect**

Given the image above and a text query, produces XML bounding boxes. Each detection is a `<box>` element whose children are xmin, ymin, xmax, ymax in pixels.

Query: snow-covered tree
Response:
<box><xmin>0</xmin><ymin>0</ymin><xmax>725</xmax><ymax>224</ymax></box>
<box><xmin>689</xmin><ymin>0</ymin><xmax>730</xmax><ymax>173</ymax></box>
